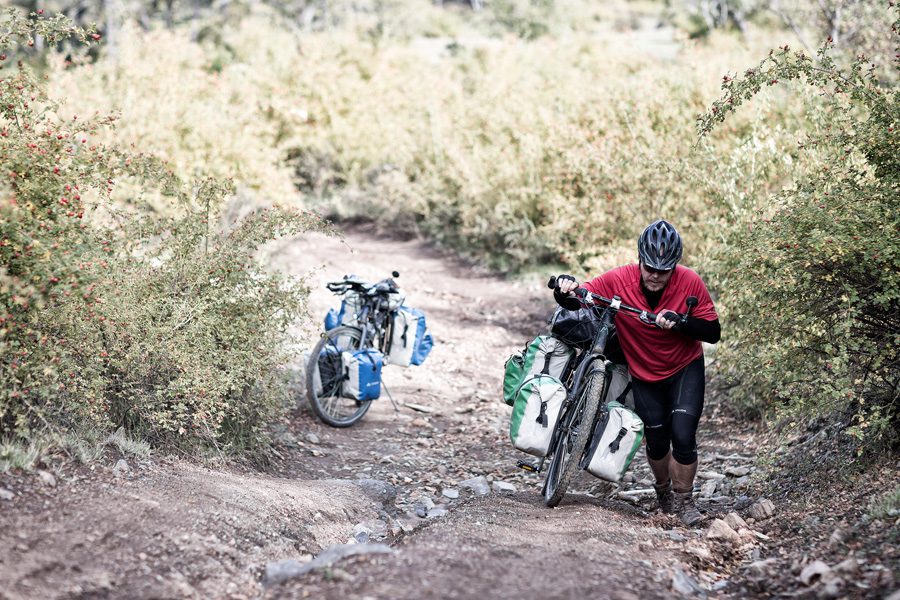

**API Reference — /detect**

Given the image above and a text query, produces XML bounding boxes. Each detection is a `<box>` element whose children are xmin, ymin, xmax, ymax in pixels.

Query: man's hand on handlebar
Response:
<box><xmin>555</xmin><ymin>274</ymin><xmax>580</xmax><ymax>294</ymax></box>
<box><xmin>655</xmin><ymin>309</ymin><xmax>681</xmax><ymax>330</ymax></box>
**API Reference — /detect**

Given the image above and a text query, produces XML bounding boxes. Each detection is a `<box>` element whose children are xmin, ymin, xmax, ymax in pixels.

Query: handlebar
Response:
<box><xmin>547</xmin><ymin>275</ymin><xmax>660</xmax><ymax>325</ymax></box>
<box><xmin>548</xmin><ymin>275</ymin><xmax>699</xmax><ymax>329</ymax></box>
<box><xmin>326</xmin><ymin>272</ymin><xmax>401</xmax><ymax>296</ymax></box>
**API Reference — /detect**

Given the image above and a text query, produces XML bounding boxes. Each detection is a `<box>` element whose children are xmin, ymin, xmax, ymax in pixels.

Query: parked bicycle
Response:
<box><xmin>537</xmin><ymin>276</ymin><xmax>697</xmax><ymax>506</ymax></box>
<box><xmin>306</xmin><ymin>271</ymin><xmax>433</xmax><ymax>427</ymax></box>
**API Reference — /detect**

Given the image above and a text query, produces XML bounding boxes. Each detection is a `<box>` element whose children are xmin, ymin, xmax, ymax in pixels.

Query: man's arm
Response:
<box><xmin>678</xmin><ymin>317</ymin><xmax>721</xmax><ymax>344</ymax></box>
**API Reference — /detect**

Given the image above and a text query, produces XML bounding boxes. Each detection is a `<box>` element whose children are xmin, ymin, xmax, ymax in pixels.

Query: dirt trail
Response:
<box><xmin>1</xmin><ymin>226</ymin><xmax>761</xmax><ymax>599</ymax></box>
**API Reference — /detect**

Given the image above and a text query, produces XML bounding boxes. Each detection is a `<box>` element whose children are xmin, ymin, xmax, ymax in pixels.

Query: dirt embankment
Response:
<box><xmin>1</xmin><ymin>226</ymin><xmax>895</xmax><ymax>600</ymax></box>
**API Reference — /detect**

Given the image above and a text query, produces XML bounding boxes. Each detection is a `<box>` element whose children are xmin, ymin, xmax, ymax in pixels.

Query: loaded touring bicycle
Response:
<box><xmin>505</xmin><ymin>276</ymin><xmax>697</xmax><ymax>506</ymax></box>
<box><xmin>306</xmin><ymin>272</ymin><xmax>433</xmax><ymax>427</ymax></box>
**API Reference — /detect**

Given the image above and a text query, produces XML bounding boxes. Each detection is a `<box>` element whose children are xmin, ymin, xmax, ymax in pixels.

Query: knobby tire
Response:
<box><xmin>306</xmin><ymin>326</ymin><xmax>373</xmax><ymax>427</ymax></box>
<box><xmin>542</xmin><ymin>368</ymin><xmax>606</xmax><ymax>507</ymax></box>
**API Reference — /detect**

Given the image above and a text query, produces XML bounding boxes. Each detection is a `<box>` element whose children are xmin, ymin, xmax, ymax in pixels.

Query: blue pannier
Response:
<box><xmin>342</xmin><ymin>349</ymin><xmax>383</xmax><ymax>401</ymax></box>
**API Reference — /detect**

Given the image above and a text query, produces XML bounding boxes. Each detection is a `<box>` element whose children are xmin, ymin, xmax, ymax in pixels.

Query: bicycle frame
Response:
<box><xmin>536</xmin><ymin>303</ymin><xmax>619</xmax><ymax>474</ymax></box>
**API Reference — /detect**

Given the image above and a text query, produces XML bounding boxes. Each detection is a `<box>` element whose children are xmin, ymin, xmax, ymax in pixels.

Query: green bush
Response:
<box><xmin>0</xmin><ymin>10</ymin><xmax>328</xmax><ymax>457</ymax></box>
<box><xmin>698</xmin><ymin>17</ymin><xmax>900</xmax><ymax>450</ymax></box>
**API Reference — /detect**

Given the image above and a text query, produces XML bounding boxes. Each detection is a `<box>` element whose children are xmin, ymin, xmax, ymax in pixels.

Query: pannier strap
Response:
<box><xmin>540</xmin><ymin>352</ymin><xmax>553</xmax><ymax>375</ymax></box>
<box><xmin>537</xmin><ymin>400</ymin><xmax>548</xmax><ymax>427</ymax></box>
<box><xmin>608</xmin><ymin>427</ymin><xmax>628</xmax><ymax>453</ymax></box>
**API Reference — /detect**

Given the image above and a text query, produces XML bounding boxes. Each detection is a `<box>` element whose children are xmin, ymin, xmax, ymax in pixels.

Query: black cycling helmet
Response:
<box><xmin>638</xmin><ymin>219</ymin><xmax>682</xmax><ymax>271</ymax></box>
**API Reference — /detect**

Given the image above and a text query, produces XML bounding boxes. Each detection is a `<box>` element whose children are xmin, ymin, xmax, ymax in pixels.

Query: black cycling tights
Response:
<box><xmin>631</xmin><ymin>356</ymin><xmax>705</xmax><ymax>465</ymax></box>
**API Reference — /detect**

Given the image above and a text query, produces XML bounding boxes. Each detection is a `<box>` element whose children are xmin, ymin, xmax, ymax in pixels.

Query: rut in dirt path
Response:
<box><xmin>1</xmin><ymin>226</ymin><xmax>764</xmax><ymax>600</ymax></box>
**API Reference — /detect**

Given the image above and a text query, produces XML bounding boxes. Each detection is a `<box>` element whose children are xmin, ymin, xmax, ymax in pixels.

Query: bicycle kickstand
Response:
<box><xmin>381</xmin><ymin>380</ymin><xmax>400</xmax><ymax>415</ymax></box>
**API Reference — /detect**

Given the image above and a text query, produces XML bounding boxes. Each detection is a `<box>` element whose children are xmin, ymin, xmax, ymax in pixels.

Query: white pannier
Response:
<box><xmin>582</xmin><ymin>401</ymin><xmax>644</xmax><ymax>482</ymax></box>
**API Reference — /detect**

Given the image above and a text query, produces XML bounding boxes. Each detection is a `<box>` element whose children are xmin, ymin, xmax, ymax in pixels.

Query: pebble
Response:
<box><xmin>306</xmin><ymin>432</ymin><xmax>321</xmax><ymax>444</ymax></box>
<box><xmin>0</xmin><ymin>488</ymin><xmax>13</xmax><ymax>501</ymax></box>
<box><xmin>441</xmin><ymin>488</ymin><xmax>459</xmax><ymax>499</ymax></box>
<box><xmin>700</xmin><ymin>480</ymin><xmax>717</xmax><ymax>498</ymax></box>
<box><xmin>426</xmin><ymin>507</ymin><xmax>448</xmax><ymax>518</ymax></box>
<box><xmin>697</xmin><ymin>471</ymin><xmax>725</xmax><ymax>480</ymax></box>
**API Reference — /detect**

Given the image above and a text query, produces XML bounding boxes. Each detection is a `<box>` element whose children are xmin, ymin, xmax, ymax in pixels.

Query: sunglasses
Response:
<box><xmin>641</xmin><ymin>264</ymin><xmax>672</xmax><ymax>276</ymax></box>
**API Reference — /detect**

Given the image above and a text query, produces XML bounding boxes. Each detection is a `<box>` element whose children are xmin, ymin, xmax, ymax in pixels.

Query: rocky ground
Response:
<box><xmin>0</xmin><ymin>226</ymin><xmax>897</xmax><ymax>599</ymax></box>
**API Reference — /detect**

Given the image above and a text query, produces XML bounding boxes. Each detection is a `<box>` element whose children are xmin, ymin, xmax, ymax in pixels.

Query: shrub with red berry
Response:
<box><xmin>0</xmin><ymin>10</ymin><xmax>329</xmax><ymax>454</ymax></box>
<box><xmin>698</xmin><ymin>7</ymin><xmax>900</xmax><ymax>451</ymax></box>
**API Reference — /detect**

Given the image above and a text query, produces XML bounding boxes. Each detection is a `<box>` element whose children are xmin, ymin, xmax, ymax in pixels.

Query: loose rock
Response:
<box><xmin>459</xmin><ymin>476</ymin><xmax>490</xmax><ymax>497</ymax></box>
<box><xmin>671</xmin><ymin>566</ymin><xmax>707</xmax><ymax>598</ymax></box>
<box><xmin>799</xmin><ymin>560</ymin><xmax>831</xmax><ymax>586</ymax></box>
<box><xmin>353</xmin><ymin>479</ymin><xmax>397</xmax><ymax>509</ymax></box>
<box><xmin>113</xmin><ymin>459</ymin><xmax>130</xmax><ymax>476</ymax></box>
<box><xmin>833</xmin><ymin>557</ymin><xmax>858</xmax><ymax>575</ymax></box>
<box><xmin>491</xmin><ymin>481</ymin><xmax>516</xmax><ymax>493</ymax></box>
<box><xmin>749</xmin><ymin>498</ymin><xmax>775</xmax><ymax>521</ymax></box>
<box><xmin>706</xmin><ymin>519</ymin><xmax>741</xmax><ymax>544</ymax></box>
<box><xmin>0</xmin><ymin>488</ymin><xmax>13</xmax><ymax>501</ymax></box>
<box><xmin>441</xmin><ymin>488</ymin><xmax>459</xmax><ymax>500</ymax></box>
<box><xmin>746</xmin><ymin>558</ymin><xmax>778</xmax><ymax>577</ymax></box>
<box><xmin>263</xmin><ymin>543</ymin><xmax>394</xmax><ymax>586</ymax></box>
<box><xmin>819</xmin><ymin>576</ymin><xmax>844</xmax><ymax>599</ymax></box>
<box><xmin>36</xmin><ymin>470</ymin><xmax>56</xmax><ymax>488</ymax></box>
<box><xmin>724</xmin><ymin>512</ymin><xmax>749</xmax><ymax>531</ymax></box>
<box><xmin>725</xmin><ymin>466</ymin><xmax>751</xmax><ymax>477</ymax></box>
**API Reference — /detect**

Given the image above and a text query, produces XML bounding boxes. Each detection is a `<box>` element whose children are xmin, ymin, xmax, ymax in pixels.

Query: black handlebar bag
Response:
<box><xmin>548</xmin><ymin>306</ymin><xmax>627</xmax><ymax>364</ymax></box>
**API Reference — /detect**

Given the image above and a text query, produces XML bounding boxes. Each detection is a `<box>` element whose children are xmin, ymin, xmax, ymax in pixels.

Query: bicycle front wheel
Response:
<box><xmin>306</xmin><ymin>326</ymin><xmax>373</xmax><ymax>427</ymax></box>
<box><xmin>542</xmin><ymin>366</ymin><xmax>607</xmax><ymax>507</ymax></box>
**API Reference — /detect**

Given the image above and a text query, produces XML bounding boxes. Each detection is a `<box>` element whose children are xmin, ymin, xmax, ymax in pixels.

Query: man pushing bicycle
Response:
<box><xmin>553</xmin><ymin>220</ymin><xmax>720</xmax><ymax>526</ymax></box>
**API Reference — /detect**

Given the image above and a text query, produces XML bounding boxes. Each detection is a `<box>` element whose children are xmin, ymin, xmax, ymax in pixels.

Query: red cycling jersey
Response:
<box><xmin>582</xmin><ymin>264</ymin><xmax>718</xmax><ymax>383</ymax></box>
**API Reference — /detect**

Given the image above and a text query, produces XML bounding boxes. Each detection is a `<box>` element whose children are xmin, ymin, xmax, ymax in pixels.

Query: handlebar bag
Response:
<box><xmin>507</xmin><ymin>336</ymin><xmax>574</xmax><ymax>457</ymax></box>
<box><xmin>581</xmin><ymin>400</ymin><xmax>644</xmax><ymax>482</ymax></box>
<box><xmin>503</xmin><ymin>335</ymin><xmax>573</xmax><ymax>407</ymax></box>
<box><xmin>385</xmin><ymin>306</ymin><xmax>433</xmax><ymax>367</ymax></box>
<box><xmin>342</xmin><ymin>349</ymin><xmax>384</xmax><ymax>401</ymax></box>
<box><xmin>549</xmin><ymin>306</ymin><xmax>602</xmax><ymax>348</ymax></box>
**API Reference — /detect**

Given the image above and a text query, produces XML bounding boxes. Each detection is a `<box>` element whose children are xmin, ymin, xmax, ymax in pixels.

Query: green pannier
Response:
<box><xmin>503</xmin><ymin>336</ymin><xmax>573</xmax><ymax>407</ymax></box>
<box><xmin>504</xmin><ymin>336</ymin><xmax>574</xmax><ymax>457</ymax></box>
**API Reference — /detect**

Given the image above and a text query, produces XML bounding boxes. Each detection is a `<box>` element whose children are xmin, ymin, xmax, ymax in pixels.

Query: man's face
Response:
<box><xmin>640</xmin><ymin>262</ymin><xmax>673</xmax><ymax>292</ymax></box>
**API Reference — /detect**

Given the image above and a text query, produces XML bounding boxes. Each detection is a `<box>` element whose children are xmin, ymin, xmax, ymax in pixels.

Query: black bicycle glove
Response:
<box><xmin>556</xmin><ymin>274</ymin><xmax>577</xmax><ymax>288</ymax></box>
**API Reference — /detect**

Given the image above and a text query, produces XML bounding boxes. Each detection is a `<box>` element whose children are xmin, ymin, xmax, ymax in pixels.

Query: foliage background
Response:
<box><xmin>0</xmin><ymin>0</ymin><xmax>897</xmax><ymax>459</ymax></box>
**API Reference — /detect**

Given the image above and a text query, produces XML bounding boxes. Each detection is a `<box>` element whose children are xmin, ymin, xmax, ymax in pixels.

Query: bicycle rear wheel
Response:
<box><xmin>542</xmin><ymin>366</ymin><xmax>607</xmax><ymax>507</ymax></box>
<box><xmin>306</xmin><ymin>326</ymin><xmax>373</xmax><ymax>427</ymax></box>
